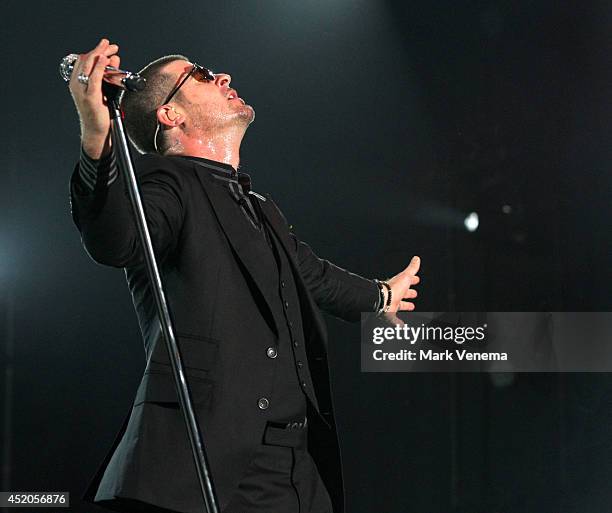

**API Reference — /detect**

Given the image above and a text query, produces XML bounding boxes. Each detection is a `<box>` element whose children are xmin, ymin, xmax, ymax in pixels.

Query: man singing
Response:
<box><xmin>68</xmin><ymin>38</ymin><xmax>421</xmax><ymax>513</ymax></box>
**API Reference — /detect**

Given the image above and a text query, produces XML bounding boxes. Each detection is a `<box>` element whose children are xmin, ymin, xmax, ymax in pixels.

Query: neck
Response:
<box><xmin>165</xmin><ymin>126</ymin><xmax>245</xmax><ymax>170</ymax></box>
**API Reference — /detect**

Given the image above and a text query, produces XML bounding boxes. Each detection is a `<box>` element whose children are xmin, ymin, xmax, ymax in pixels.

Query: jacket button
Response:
<box><xmin>284</xmin><ymin>301</ymin><xmax>289</xmax><ymax>309</ymax></box>
<box><xmin>293</xmin><ymin>340</ymin><xmax>299</xmax><ymax>347</ymax></box>
<box><xmin>281</xmin><ymin>280</ymin><xmax>286</xmax><ymax>288</ymax></box>
<box><xmin>297</xmin><ymin>360</ymin><xmax>303</xmax><ymax>368</ymax></box>
<box><xmin>257</xmin><ymin>397</ymin><xmax>270</xmax><ymax>410</ymax></box>
<box><xmin>266</xmin><ymin>347</ymin><xmax>278</xmax><ymax>359</ymax></box>
<box><xmin>301</xmin><ymin>381</ymin><xmax>307</xmax><ymax>388</ymax></box>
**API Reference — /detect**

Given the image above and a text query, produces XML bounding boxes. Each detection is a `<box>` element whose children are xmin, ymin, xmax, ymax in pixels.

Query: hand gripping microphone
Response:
<box><xmin>59</xmin><ymin>53</ymin><xmax>146</xmax><ymax>92</ymax></box>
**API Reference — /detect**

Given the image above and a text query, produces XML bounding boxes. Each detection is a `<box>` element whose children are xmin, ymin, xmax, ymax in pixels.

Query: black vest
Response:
<box><xmin>253</xmin><ymin>201</ymin><xmax>311</xmax><ymax>422</ymax></box>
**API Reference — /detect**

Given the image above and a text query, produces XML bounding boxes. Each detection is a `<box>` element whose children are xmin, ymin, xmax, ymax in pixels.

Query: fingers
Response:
<box><xmin>103</xmin><ymin>44</ymin><xmax>119</xmax><ymax>57</ymax></box>
<box><xmin>108</xmin><ymin>54</ymin><xmax>121</xmax><ymax>69</ymax></box>
<box><xmin>404</xmin><ymin>255</ymin><xmax>420</xmax><ymax>276</ymax></box>
<box><xmin>402</xmin><ymin>289</ymin><xmax>418</xmax><ymax>299</ymax></box>
<box><xmin>67</xmin><ymin>38</ymin><xmax>117</xmax><ymax>142</ymax></box>
<box><xmin>88</xmin><ymin>53</ymin><xmax>110</xmax><ymax>92</ymax></box>
<box><xmin>397</xmin><ymin>301</ymin><xmax>415</xmax><ymax>311</ymax></box>
<box><xmin>393</xmin><ymin>290</ymin><xmax>417</xmax><ymax>314</ymax></box>
<box><xmin>399</xmin><ymin>257</ymin><xmax>420</xmax><ymax>296</ymax></box>
<box><xmin>70</xmin><ymin>39</ymin><xmax>106</xmax><ymax>85</ymax></box>
<box><xmin>69</xmin><ymin>39</ymin><xmax>119</xmax><ymax>92</ymax></box>
<box><xmin>79</xmin><ymin>38</ymin><xmax>110</xmax><ymax>79</ymax></box>
<box><xmin>69</xmin><ymin>54</ymin><xmax>86</xmax><ymax>91</ymax></box>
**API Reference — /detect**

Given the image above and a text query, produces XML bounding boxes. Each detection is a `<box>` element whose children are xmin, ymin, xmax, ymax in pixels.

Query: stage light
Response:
<box><xmin>464</xmin><ymin>212</ymin><xmax>479</xmax><ymax>232</ymax></box>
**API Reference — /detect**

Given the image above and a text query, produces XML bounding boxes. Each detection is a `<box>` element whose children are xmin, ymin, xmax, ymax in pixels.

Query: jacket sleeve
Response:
<box><xmin>290</xmin><ymin>233</ymin><xmax>380</xmax><ymax>322</ymax></box>
<box><xmin>69</xmin><ymin>152</ymin><xmax>185</xmax><ymax>268</ymax></box>
<box><xmin>265</xmin><ymin>195</ymin><xmax>379</xmax><ymax>321</ymax></box>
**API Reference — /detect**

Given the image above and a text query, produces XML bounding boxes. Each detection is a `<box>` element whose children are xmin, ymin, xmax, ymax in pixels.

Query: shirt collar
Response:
<box><xmin>181</xmin><ymin>156</ymin><xmax>252</xmax><ymax>193</ymax></box>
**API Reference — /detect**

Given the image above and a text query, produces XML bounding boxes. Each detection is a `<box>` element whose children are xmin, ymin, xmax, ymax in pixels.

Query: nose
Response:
<box><xmin>214</xmin><ymin>73</ymin><xmax>231</xmax><ymax>88</ymax></box>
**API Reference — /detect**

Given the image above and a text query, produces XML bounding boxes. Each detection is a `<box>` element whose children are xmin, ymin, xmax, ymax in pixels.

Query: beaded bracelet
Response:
<box><xmin>381</xmin><ymin>281</ymin><xmax>392</xmax><ymax>312</ymax></box>
<box><xmin>374</xmin><ymin>279</ymin><xmax>392</xmax><ymax>315</ymax></box>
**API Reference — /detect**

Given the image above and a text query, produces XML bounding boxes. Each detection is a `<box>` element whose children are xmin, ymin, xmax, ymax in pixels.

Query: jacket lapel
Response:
<box><xmin>193</xmin><ymin>164</ymin><xmax>328</xmax><ymax>348</ymax></box>
<box><xmin>193</xmin><ymin>167</ymin><xmax>280</xmax><ymax>336</ymax></box>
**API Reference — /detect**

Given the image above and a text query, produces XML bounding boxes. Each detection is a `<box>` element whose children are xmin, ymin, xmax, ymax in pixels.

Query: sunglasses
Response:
<box><xmin>153</xmin><ymin>63</ymin><xmax>215</xmax><ymax>153</ymax></box>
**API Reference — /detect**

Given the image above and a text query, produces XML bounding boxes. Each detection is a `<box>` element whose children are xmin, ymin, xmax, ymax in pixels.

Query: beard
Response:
<box><xmin>241</xmin><ymin>103</ymin><xmax>256</xmax><ymax>125</ymax></box>
<box><xmin>188</xmin><ymin>100</ymin><xmax>255</xmax><ymax>132</ymax></box>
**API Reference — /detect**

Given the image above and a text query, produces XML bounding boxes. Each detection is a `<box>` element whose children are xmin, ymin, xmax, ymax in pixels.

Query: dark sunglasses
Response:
<box><xmin>161</xmin><ymin>63</ymin><xmax>215</xmax><ymax>106</ymax></box>
<box><xmin>154</xmin><ymin>63</ymin><xmax>215</xmax><ymax>153</ymax></box>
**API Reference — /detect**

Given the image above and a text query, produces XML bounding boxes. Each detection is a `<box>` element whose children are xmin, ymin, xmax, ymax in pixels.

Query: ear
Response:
<box><xmin>156</xmin><ymin>105</ymin><xmax>185</xmax><ymax>127</ymax></box>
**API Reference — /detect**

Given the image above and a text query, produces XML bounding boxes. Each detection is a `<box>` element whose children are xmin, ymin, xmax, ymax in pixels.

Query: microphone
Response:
<box><xmin>59</xmin><ymin>53</ymin><xmax>146</xmax><ymax>92</ymax></box>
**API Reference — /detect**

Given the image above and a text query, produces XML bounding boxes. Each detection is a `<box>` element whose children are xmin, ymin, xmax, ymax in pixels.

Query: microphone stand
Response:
<box><xmin>103</xmin><ymin>82</ymin><xmax>219</xmax><ymax>513</ymax></box>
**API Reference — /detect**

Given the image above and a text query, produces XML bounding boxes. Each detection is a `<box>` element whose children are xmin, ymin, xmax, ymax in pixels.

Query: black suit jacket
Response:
<box><xmin>70</xmin><ymin>153</ymin><xmax>379</xmax><ymax>513</ymax></box>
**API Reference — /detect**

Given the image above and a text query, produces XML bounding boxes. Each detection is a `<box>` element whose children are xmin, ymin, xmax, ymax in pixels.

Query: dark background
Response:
<box><xmin>1</xmin><ymin>1</ymin><xmax>611</xmax><ymax>512</ymax></box>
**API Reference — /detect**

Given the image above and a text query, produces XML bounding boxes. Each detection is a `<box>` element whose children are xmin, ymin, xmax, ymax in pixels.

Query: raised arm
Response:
<box><xmin>67</xmin><ymin>39</ymin><xmax>184</xmax><ymax>268</ymax></box>
<box><xmin>69</xmin><ymin>152</ymin><xmax>185</xmax><ymax>268</ymax></box>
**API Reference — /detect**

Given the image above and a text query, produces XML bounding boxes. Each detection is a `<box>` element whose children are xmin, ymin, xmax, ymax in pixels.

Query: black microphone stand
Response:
<box><xmin>103</xmin><ymin>82</ymin><xmax>219</xmax><ymax>513</ymax></box>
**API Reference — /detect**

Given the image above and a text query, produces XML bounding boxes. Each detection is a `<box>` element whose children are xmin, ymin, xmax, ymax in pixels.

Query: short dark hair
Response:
<box><xmin>120</xmin><ymin>54</ymin><xmax>189</xmax><ymax>154</ymax></box>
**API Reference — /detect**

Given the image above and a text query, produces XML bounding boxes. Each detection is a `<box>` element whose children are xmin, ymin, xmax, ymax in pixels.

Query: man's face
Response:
<box><xmin>161</xmin><ymin>60</ymin><xmax>255</xmax><ymax>132</ymax></box>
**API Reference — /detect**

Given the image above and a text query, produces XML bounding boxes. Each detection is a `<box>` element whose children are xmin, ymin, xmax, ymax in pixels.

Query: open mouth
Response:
<box><xmin>227</xmin><ymin>90</ymin><xmax>245</xmax><ymax>104</ymax></box>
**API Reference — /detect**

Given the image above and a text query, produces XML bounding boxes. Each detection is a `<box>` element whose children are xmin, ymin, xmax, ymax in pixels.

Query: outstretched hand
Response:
<box><xmin>384</xmin><ymin>255</ymin><xmax>421</xmax><ymax>312</ymax></box>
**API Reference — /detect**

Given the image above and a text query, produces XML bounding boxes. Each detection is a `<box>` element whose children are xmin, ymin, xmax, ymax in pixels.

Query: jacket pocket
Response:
<box><xmin>138</xmin><ymin>333</ymin><xmax>219</xmax><ymax>407</ymax></box>
<box><xmin>134</xmin><ymin>368</ymin><xmax>214</xmax><ymax>408</ymax></box>
<box><xmin>149</xmin><ymin>333</ymin><xmax>220</xmax><ymax>377</ymax></box>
